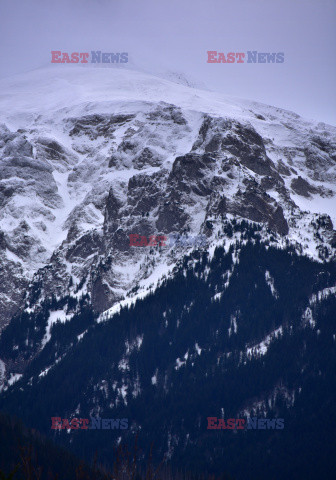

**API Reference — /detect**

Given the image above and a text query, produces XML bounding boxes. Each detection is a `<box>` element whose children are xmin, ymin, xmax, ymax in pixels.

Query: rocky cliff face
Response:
<box><xmin>0</xmin><ymin>66</ymin><xmax>335</xmax><ymax>477</ymax></box>
<box><xmin>0</xmin><ymin>65</ymin><xmax>335</xmax><ymax>368</ymax></box>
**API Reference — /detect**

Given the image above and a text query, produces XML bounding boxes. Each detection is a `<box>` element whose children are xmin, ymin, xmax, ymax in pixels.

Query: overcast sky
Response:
<box><xmin>0</xmin><ymin>0</ymin><xmax>335</xmax><ymax>124</ymax></box>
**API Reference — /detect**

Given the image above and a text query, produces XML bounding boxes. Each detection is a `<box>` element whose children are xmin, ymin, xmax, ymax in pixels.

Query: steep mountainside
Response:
<box><xmin>0</xmin><ymin>66</ymin><xmax>335</xmax><ymax>331</ymax></box>
<box><xmin>0</xmin><ymin>66</ymin><xmax>335</xmax><ymax>478</ymax></box>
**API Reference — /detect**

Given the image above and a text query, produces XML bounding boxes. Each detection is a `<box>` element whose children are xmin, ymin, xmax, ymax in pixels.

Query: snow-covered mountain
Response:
<box><xmin>0</xmin><ymin>65</ymin><xmax>335</xmax><ymax>331</ymax></box>
<box><xmin>0</xmin><ymin>65</ymin><xmax>336</xmax><ymax>477</ymax></box>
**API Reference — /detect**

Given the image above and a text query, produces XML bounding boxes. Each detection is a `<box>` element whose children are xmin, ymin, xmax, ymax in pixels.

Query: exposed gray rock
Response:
<box><xmin>0</xmin><ymin>96</ymin><xmax>335</xmax><ymax>328</ymax></box>
<box><xmin>291</xmin><ymin>176</ymin><xmax>319</xmax><ymax>197</ymax></box>
<box><xmin>67</xmin><ymin>114</ymin><xmax>135</xmax><ymax>140</ymax></box>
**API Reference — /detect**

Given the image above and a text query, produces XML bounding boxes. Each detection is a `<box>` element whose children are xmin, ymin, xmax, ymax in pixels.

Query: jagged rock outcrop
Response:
<box><xmin>0</xmin><ymin>68</ymin><xmax>335</xmax><ymax>328</ymax></box>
